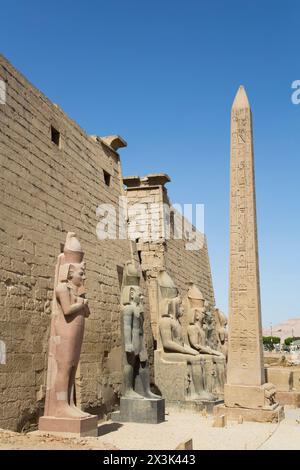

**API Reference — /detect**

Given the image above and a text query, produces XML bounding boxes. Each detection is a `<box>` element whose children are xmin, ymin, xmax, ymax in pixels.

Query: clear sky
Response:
<box><xmin>1</xmin><ymin>0</ymin><xmax>299</xmax><ymax>328</ymax></box>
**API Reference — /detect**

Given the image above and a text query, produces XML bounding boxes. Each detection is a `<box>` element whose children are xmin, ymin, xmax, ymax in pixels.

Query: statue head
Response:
<box><xmin>121</xmin><ymin>260</ymin><xmax>142</xmax><ymax>306</ymax></box>
<box><xmin>68</xmin><ymin>262</ymin><xmax>86</xmax><ymax>287</ymax></box>
<box><xmin>122</xmin><ymin>285</ymin><xmax>142</xmax><ymax>306</ymax></box>
<box><xmin>157</xmin><ymin>269</ymin><xmax>178</xmax><ymax>300</ymax></box>
<box><xmin>187</xmin><ymin>283</ymin><xmax>205</xmax><ymax>310</ymax></box>
<box><xmin>63</xmin><ymin>232</ymin><xmax>84</xmax><ymax>263</ymax></box>
<box><xmin>169</xmin><ymin>296</ymin><xmax>183</xmax><ymax>319</ymax></box>
<box><xmin>57</xmin><ymin>233</ymin><xmax>85</xmax><ymax>287</ymax></box>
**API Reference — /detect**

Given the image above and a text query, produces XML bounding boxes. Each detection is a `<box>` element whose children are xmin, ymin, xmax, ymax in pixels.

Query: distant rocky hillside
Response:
<box><xmin>263</xmin><ymin>318</ymin><xmax>300</xmax><ymax>341</ymax></box>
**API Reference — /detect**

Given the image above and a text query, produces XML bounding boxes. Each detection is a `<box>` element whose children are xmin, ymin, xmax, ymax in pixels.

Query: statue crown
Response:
<box><xmin>122</xmin><ymin>260</ymin><xmax>140</xmax><ymax>287</ymax></box>
<box><xmin>63</xmin><ymin>232</ymin><xmax>84</xmax><ymax>263</ymax></box>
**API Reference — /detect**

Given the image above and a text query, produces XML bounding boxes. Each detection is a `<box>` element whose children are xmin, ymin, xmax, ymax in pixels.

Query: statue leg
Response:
<box><xmin>123</xmin><ymin>352</ymin><xmax>144</xmax><ymax>399</ymax></box>
<box><xmin>190</xmin><ymin>359</ymin><xmax>216</xmax><ymax>401</ymax></box>
<box><xmin>68</xmin><ymin>365</ymin><xmax>92</xmax><ymax>417</ymax></box>
<box><xmin>139</xmin><ymin>361</ymin><xmax>161</xmax><ymax>399</ymax></box>
<box><xmin>203</xmin><ymin>358</ymin><xmax>216</xmax><ymax>394</ymax></box>
<box><xmin>214</xmin><ymin>358</ymin><xmax>226</xmax><ymax>393</ymax></box>
<box><xmin>53</xmin><ymin>362</ymin><xmax>83</xmax><ymax>418</ymax></box>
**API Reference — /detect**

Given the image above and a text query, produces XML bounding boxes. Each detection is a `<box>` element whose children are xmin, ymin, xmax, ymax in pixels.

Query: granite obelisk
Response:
<box><xmin>227</xmin><ymin>85</ymin><xmax>264</xmax><ymax>385</ymax></box>
<box><xmin>214</xmin><ymin>86</ymin><xmax>284</xmax><ymax>422</ymax></box>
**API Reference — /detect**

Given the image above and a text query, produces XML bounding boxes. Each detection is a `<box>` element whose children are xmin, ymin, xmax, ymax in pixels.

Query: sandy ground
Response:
<box><xmin>1</xmin><ymin>408</ymin><xmax>300</xmax><ymax>450</ymax></box>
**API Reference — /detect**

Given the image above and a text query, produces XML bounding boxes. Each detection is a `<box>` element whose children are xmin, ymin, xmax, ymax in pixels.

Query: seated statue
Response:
<box><xmin>186</xmin><ymin>284</ymin><xmax>226</xmax><ymax>395</ymax></box>
<box><xmin>215</xmin><ymin>308</ymin><xmax>228</xmax><ymax>361</ymax></box>
<box><xmin>156</xmin><ymin>271</ymin><xmax>215</xmax><ymax>401</ymax></box>
<box><xmin>121</xmin><ymin>260</ymin><xmax>160</xmax><ymax>400</ymax></box>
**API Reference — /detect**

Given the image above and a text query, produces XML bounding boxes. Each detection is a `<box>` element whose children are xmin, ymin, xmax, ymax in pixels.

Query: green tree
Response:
<box><xmin>284</xmin><ymin>336</ymin><xmax>300</xmax><ymax>346</ymax></box>
<box><xmin>263</xmin><ymin>336</ymin><xmax>280</xmax><ymax>351</ymax></box>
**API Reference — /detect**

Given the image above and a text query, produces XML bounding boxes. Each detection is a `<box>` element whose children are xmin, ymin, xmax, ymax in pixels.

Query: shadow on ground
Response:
<box><xmin>98</xmin><ymin>422</ymin><xmax>123</xmax><ymax>437</ymax></box>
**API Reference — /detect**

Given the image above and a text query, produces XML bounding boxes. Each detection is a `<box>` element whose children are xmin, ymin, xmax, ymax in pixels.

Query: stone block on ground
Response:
<box><xmin>111</xmin><ymin>397</ymin><xmax>165</xmax><ymax>424</ymax></box>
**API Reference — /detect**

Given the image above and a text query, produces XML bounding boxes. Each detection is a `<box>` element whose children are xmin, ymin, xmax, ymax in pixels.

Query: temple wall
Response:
<box><xmin>0</xmin><ymin>55</ymin><xmax>215</xmax><ymax>431</ymax></box>
<box><xmin>0</xmin><ymin>55</ymin><xmax>135</xmax><ymax>430</ymax></box>
<box><xmin>124</xmin><ymin>176</ymin><xmax>215</xmax><ymax>342</ymax></box>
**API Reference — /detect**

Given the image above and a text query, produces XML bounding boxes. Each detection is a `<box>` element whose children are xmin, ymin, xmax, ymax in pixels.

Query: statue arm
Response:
<box><xmin>187</xmin><ymin>327</ymin><xmax>201</xmax><ymax>351</ymax></box>
<box><xmin>160</xmin><ymin>318</ymin><xmax>198</xmax><ymax>355</ymax></box>
<box><xmin>56</xmin><ymin>285</ymin><xmax>85</xmax><ymax>316</ymax></box>
<box><xmin>82</xmin><ymin>298</ymin><xmax>90</xmax><ymax>318</ymax></box>
<box><xmin>123</xmin><ymin>306</ymin><xmax>134</xmax><ymax>352</ymax></box>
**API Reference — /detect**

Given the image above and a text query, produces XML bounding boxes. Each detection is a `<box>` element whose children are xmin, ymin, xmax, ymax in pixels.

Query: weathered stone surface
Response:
<box><xmin>214</xmin><ymin>403</ymin><xmax>284</xmax><ymax>424</ymax></box>
<box><xmin>115</xmin><ymin>259</ymin><xmax>164</xmax><ymax>424</ymax></box>
<box><xmin>0</xmin><ymin>54</ymin><xmax>216</xmax><ymax>431</ymax></box>
<box><xmin>265</xmin><ymin>367</ymin><xmax>300</xmax><ymax>407</ymax></box>
<box><xmin>175</xmin><ymin>438</ymin><xmax>193</xmax><ymax>450</ymax></box>
<box><xmin>265</xmin><ymin>368</ymin><xmax>293</xmax><ymax>392</ymax></box>
<box><xmin>275</xmin><ymin>391</ymin><xmax>300</xmax><ymax>407</ymax></box>
<box><xmin>38</xmin><ymin>233</ymin><xmax>98</xmax><ymax>435</ymax></box>
<box><xmin>224</xmin><ymin>383</ymin><xmax>276</xmax><ymax>409</ymax></box>
<box><xmin>218</xmin><ymin>86</ymin><xmax>284</xmax><ymax>423</ymax></box>
<box><xmin>111</xmin><ymin>397</ymin><xmax>165</xmax><ymax>424</ymax></box>
<box><xmin>227</xmin><ymin>86</ymin><xmax>264</xmax><ymax>386</ymax></box>
<box><xmin>212</xmin><ymin>414</ymin><xmax>227</xmax><ymax>428</ymax></box>
<box><xmin>123</xmin><ymin>175</ymin><xmax>215</xmax><ymax>342</ymax></box>
<box><xmin>0</xmin><ymin>54</ymin><xmax>133</xmax><ymax>431</ymax></box>
<box><xmin>38</xmin><ymin>415</ymin><xmax>98</xmax><ymax>437</ymax></box>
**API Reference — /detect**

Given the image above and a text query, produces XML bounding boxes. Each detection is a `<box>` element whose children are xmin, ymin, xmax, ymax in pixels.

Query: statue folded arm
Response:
<box><xmin>160</xmin><ymin>317</ymin><xmax>198</xmax><ymax>355</ymax></box>
<box><xmin>56</xmin><ymin>284</ymin><xmax>86</xmax><ymax>316</ymax></box>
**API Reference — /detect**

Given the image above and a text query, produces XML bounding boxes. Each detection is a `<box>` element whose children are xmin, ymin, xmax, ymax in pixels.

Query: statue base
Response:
<box><xmin>276</xmin><ymin>391</ymin><xmax>300</xmax><ymax>408</ymax></box>
<box><xmin>213</xmin><ymin>403</ymin><xmax>284</xmax><ymax>423</ymax></box>
<box><xmin>38</xmin><ymin>415</ymin><xmax>98</xmax><ymax>437</ymax></box>
<box><xmin>111</xmin><ymin>397</ymin><xmax>165</xmax><ymax>424</ymax></box>
<box><xmin>167</xmin><ymin>398</ymin><xmax>223</xmax><ymax>414</ymax></box>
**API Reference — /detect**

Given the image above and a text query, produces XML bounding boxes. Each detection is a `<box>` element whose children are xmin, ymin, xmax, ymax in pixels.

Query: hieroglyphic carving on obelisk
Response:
<box><xmin>213</xmin><ymin>87</ymin><xmax>283</xmax><ymax>422</ymax></box>
<box><xmin>227</xmin><ymin>86</ymin><xmax>265</xmax><ymax>386</ymax></box>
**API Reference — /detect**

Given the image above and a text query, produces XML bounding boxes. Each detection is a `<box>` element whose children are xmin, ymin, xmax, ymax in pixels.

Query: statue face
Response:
<box><xmin>175</xmin><ymin>297</ymin><xmax>183</xmax><ymax>318</ymax></box>
<box><xmin>130</xmin><ymin>287</ymin><xmax>142</xmax><ymax>305</ymax></box>
<box><xmin>69</xmin><ymin>264</ymin><xmax>85</xmax><ymax>287</ymax></box>
<box><xmin>194</xmin><ymin>309</ymin><xmax>204</xmax><ymax>323</ymax></box>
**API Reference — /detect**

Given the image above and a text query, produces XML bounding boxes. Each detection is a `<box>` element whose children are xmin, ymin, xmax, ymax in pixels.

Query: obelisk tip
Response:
<box><xmin>232</xmin><ymin>85</ymin><xmax>250</xmax><ymax>110</ymax></box>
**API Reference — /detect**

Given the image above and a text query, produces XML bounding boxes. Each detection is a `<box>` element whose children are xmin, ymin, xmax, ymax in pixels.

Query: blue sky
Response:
<box><xmin>1</xmin><ymin>0</ymin><xmax>299</xmax><ymax>327</ymax></box>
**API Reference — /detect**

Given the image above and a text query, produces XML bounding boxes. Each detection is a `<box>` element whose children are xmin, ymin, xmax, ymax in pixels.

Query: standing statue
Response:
<box><xmin>156</xmin><ymin>271</ymin><xmax>215</xmax><ymax>401</ymax></box>
<box><xmin>121</xmin><ymin>260</ymin><xmax>160</xmax><ymax>400</ymax></box>
<box><xmin>112</xmin><ymin>260</ymin><xmax>165</xmax><ymax>424</ymax></box>
<box><xmin>39</xmin><ymin>232</ymin><xmax>97</xmax><ymax>435</ymax></box>
<box><xmin>186</xmin><ymin>284</ymin><xmax>225</xmax><ymax>395</ymax></box>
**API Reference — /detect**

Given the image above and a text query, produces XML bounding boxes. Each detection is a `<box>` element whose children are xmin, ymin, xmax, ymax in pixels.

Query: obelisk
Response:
<box><xmin>227</xmin><ymin>85</ymin><xmax>264</xmax><ymax>386</ymax></box>
<box><xmin>213</xmin><ymin>86</ymin><xmax>284</xmax><ymax>423</ymax></box>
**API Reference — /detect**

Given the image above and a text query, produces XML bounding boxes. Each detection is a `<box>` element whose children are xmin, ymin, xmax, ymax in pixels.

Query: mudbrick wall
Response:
<box><xmin>0</xmin><ymin>55</ymin><xmax>215</xmax><ymax>431</ymax></box>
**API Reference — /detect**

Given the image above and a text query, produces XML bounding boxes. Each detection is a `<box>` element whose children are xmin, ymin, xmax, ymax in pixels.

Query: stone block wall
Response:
<box><xmin>123</xmin><ymin>174</ymin><xmax>215</xmax><ymax>342</ymax></box>
<box><xmin>0</xmin><ymin>55</ymin><xmax>136</xmax><ymax>431</ymax></box>
<box><xmin>0</xmin><ymin>55</ymin><xmax>215</xmax><ymax>431</ymax></box>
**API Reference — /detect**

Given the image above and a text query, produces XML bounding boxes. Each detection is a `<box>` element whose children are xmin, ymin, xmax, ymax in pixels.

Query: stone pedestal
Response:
<box><xmin>276</xmin><ymin>391</ymin><xmax>300</xmax><ymax>407</ymax></box>
<box><xmin>111</xmin><ymin>397</ymin><xmax>165</xmax><ymax>424</ymax></box>
<box><xmin>213</xmin><ymin>403</ymin><xmax>284</xmax><ymax>424</ymax></box>
<box><xmin>265</xmin><ymin>367</ymin><xmax>300</xmax><ymax>407</ymax></box>
<box><xmin>224</xmin><ymin>383</ymin><xmax>275</xmax><ymax>409</ymax></box>
<box><xmin>167</xmin><ymin>398</ymin><xmax>223</xmax><ymax>414</ymax></box>
<box><xmin>38</xmin><ymin>415</ymin><xmax>98</xmax><ymax>437</ymax></box>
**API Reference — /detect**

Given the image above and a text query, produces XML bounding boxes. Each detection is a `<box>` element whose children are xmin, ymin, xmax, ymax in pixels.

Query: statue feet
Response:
<box><xmin>54</xmin><ymin>402</ymin><xmax>87</xmax><ymax>419</ymax></box>
<box><xmin>194</xmin><ymin>391</ymin><xmax>217</xmax><ymax>401</ymax></box>
<box><xmin>143</xmin><ymin>390</ymin><xmax>161</xmax><ymax>400</ymax></box>
<box><xmin>123</xmin><ymin>390</ymin><xmax>145</xmax><ymax>400</ymax></box>
<box><xmin>191</xmin><ymin>390</ymin><xmax>217</xmax><ymax>401</ymax></box>
<box><xmin>71</xmin><ymin>404</ymin><xmax>93</xmax><ymax>418</ymax></box>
